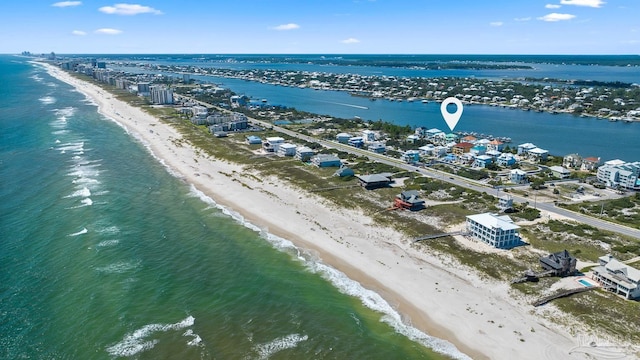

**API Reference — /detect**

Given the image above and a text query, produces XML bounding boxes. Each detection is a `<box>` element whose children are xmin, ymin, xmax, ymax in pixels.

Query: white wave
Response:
<box><xmin>183</xmin><ymin>329</ymin><xmax>203</xmax><ymax>347</ymax></box>
<box><xmin>66</xmin><ymin>187</ymin><xmax>91</xmax><ymax>198</ymax></box>
<box><xmin>106</xmin><ymin>316</ymin><xmax>195</xmax><ymax>357</ymax></box>
<box><xmin>30</xmin><ymin>74</ymin><xmax>43</xmax><ymax>82</ymax></box>
<box><xmin>57</xmin><ymin>141</ymin><xmax>84</xmax><ymax>153</ymax></box>
<box><xmin>71</xmin><ymin>177</ymin><xmax>100</xmax><ymax>185</ymax></box>
<box><xmin>97</xmin><ymin>225</ymin><xmax>120</xmax><ymax>235</ymax></box>
<box><xmin>95</xmin><ymin>261</ymin><xmax>141</xmax><ymax>274</ymax></box>
<box><xmin>69</xmin><ymin>228</ymin><xmax>88</xmax><ymax>237</ymax></box>
<box><xmin>52</xmin><ymin>130</ymin><xmax>69</xmax><ymax>135</ymax></box>
<box><xmin>186</xmin><ymin>181</ymin><xmax>468</xmax><ymax>359</ymax></box>
<box><xmin>308</xmin><ymin>261</ymin><xmax>472</xmax><ymax>360</ymax></box>
<box><xmin>97</xmin><ymin>239</ymin><xmax>120</xmax><ymax>248</ymax></box>
<box><xmin>39</xmin><ymin>96</ymin><xmax>56</xmax><ymax>105</ymax></box>
<box><xmin>81</xmin><ymin>198</ymin><xmax>93</xmax><ymax>206</ymax></box>
<box><xmin>253</xmin><ymin>334</ymin><xmax>308</xmax><ymax>360</ymax></box>
<box><xmin>54</xmin><ymin>107</ymin><xmax>76</xmax><ymax>118</ymax></box>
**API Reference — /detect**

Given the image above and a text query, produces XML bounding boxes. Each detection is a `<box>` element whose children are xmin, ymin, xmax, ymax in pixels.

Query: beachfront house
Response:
<box><xmin>596</xmin><ymin>160</ymin><xmax>640</xmax><ymax>191</ymax></box>
<box><xmin>263</xmin><ymin>137</ymin><xmax>285</xmax><ymax>152</ymax></box>
<box><xmin>311</xmin><ymin>154</ymin><xmax>342</xmax><ymax>168</ymax></box>
<box><xmin>334</xmin><ymin>167</ymin><xmax>355</xmax><ymax>177</ymax></box>
<box><xmin>356</xmin><ymin>173</ymin><xmax>393</xmax><ymax>189</ymax></box>
<box><xmin>277</xmin><ymin>143</ymin><xmax>297</xmax><ymax>157</ymax></box>
<box><xmin>510</xmin><ymin>169</ymin><xmax>527</xmax><ymax>184</ymax></box>
<box><xmin>592</xmin><ymin>255</ymin><xmax>640</xmax><ymax>300</ymax></box>
<box><xmin>466</xmin><ymin>213</ymin><xmax>521</xmax><ymax>249</ymax></box>
<box><xmin>549</xmin><ymin>166</ymin><xmax>571</xmax><ymax>179</ymax></box>
<box><xmin>295</xmin><ymin>147</ymin><xmax>315</xmax><ymax>162</ymax></box>
<box><xmin>394</xmin><ymin>190</ymin><xmax>425</xmax><ymax>211</ymax></box>
<box><xmin>539</xmin><ymin>250</ymin><xmax>577</xmax><ymax>277</ymax></box>
<box><xmin>246</xmin><ymin>135</ymin><xmax>262</xmax><ymax>145</ymax></box>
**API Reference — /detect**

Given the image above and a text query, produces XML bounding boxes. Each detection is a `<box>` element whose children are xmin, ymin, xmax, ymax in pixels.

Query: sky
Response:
<box><xmin>1</xmin><ymin>0</ymin><xmax>638</xmax><ymax>54</ymax></box>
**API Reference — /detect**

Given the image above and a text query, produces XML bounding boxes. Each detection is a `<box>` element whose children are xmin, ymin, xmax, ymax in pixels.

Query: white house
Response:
<box><xmin>277</xmin><ymin>143</ymin><xmax>297</xmax><ymax>157</ymax></box>
<box><xmin>549</xmin><ymin>165</ymin><xmax>571</xmax><ymax>179</ymax></box>
<box><xmin>295</xmin><ymin>146</ymin><xmax>315</xmax><ymax>161</ymax></box>
<box><xmin>263</xmin><ymin>137</ymin><xmax>285</xmax><ymax>152</ymax></box>
<box><xmin>517</xmin><ymin>143</ymin><xmax>537</xmax><ymax>155</ymax></box>
<box><xmin>592</xmin><ymin>254</ymin><xmax>640</xmax><ymax>300</ymax></box>
<box><xmin>361</xmin><ymin>129</ymin><xmax>377</xmax><ymax>143</ymax></box>
<box><xmin>527</xmin><ymin>147</ymin><xmax>549</xmax><ymax>162</ymax></box>
<box><xmin>510</xmin><ymin>169</ymin><xmax>527</xmax><ymax>184</ymax></box>
<box><xmin>466</xmin><ymin>213</ymin><xmax>521</xmax><ymax>249</ymax></box>
<box><xmin>596</xmin><ymin>160</ymin><xmax>640</xmax><ymax>190</ymax></box>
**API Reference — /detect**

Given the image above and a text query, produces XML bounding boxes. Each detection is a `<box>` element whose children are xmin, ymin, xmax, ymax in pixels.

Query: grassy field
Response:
<box><xmin>559</xmin><ymin>193</ymin><xmax>640</xmax><ymax>230</ymax></box>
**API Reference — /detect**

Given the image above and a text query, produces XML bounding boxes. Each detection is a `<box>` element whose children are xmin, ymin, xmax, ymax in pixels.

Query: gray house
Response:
<box><xmin>539</xmin><ymin>250</ymin><xmax>577</xmax><ymax>277</ymax></box>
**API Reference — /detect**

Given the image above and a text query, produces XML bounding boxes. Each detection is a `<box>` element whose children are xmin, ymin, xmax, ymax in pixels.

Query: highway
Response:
<box><xmin>177</xmin><ymin>94</ymin><xmax>640</xmax><ymax>240</ymax></box>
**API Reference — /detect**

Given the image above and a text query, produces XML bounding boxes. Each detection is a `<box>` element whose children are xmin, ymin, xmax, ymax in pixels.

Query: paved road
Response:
<box><xmin>177</xmin><ymin>95</ymin><xmax>640</xmax><ymax>240</ymax></box>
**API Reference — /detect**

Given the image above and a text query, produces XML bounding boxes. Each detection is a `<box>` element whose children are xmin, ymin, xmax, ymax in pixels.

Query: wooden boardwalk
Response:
<box><xmin>309</xmin><ymin>184</ymin><xmax>359</xmax><ymax>192</ymax></box>
<box><xmin>413</xmin><ymin>231</ymin><xmax>466</xmax><ymax>243</ymax></box>
<box><xmin>532</xmin><ymin>287</ymin><xmax>595</xmax><ymax>307</ymax></box>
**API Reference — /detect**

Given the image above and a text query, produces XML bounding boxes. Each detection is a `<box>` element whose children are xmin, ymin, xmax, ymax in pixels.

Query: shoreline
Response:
<box><xmin>40</xmin><ymin>62</ymin><xmax>600</xmax><ymax>360</ymax></box>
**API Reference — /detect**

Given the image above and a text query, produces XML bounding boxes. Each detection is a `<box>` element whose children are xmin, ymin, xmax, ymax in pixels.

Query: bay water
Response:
<box><xmin>0</xmin><ymin>56</ymin><xmax>463</xmax><ymax>359</ymax></box>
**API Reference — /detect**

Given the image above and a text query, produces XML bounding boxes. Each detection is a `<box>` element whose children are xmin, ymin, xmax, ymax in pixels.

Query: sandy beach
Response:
<box><xmin>40</xmin><ymin>62</ymin><xmax>631</xmax><ymax>360</ymax></box>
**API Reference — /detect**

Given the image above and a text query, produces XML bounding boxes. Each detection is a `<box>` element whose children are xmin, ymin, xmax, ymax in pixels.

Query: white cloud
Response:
<box><xmin>490</xmin><ymin>21</ymin><xmax>504</xmax><ymax>27</ymax></box>
<box><xmin>71</xmin><ymin>30</ymin><xmax>86</xmax><ymax>35</ymax></box>
<box><xmin>52</xmin><ymin>1</ymin><xmax>81</xmax><ymax>7</ymax></box>
<box><xmin>95</xmin><ymin>28</ymin><xmax>122</xmax><ymax>35</ymax></box>
<box><xmin>560</xmin><ymin>0</ymin><xmax>605</xmax><ymax>7</ymax></box>
<box><xmin>271</xmin><ymin>23</ymin><xmax>300</xmax><ymax>31</ymax></box>
<box><xmin>538</xmin><ymin>13</ymin><xmax>576</xmax><ymax>22</ymax></box>
<box><xmin>545</xmin><ymin>4</ymin><xmax>561</xmax><ymax>8</ymax></box>
<box><xmin>341</xmin><ymin>38</ymin><xmax>360</xmax><ymax>44</ymax></box>
<box><xmin>99</xmin><ymin>3</ymin><xmax>162</xmax><ymax>15</ymax></box>
<box><xmin>514</xmin><ymin>17</ymin><xmax>531</xmax><ymax>21</ymax></box>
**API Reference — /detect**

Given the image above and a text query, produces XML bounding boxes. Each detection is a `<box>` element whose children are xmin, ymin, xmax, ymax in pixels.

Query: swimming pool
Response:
<box><xmin>578</xmin><ymin>279</ymin><xmax>594</xmax><ymax>287</ymax></box>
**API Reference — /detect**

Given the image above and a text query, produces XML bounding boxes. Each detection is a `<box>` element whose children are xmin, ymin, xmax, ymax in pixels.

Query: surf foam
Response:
<box><xmin>106</xmin><ymin>316</ymin><xmax>195</xmax><ymax>357</ymax></box>
<box><xmin>252</xmin><ymin>334</ymin><xmax>308</xmax><ymax>360</ymax></box>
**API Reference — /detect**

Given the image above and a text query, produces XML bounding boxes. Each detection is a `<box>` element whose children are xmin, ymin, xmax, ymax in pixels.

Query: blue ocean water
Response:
<box><xmin>0</xmin><ymin>56</ymin><xmax>466</xmax><ymax>359</ymax></box>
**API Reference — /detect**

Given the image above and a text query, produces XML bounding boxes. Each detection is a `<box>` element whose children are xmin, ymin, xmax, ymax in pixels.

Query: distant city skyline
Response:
<box><xmin>2</xmin><ymin>0</ymin><xmax>639</xmax><ymax>54</ymax></box>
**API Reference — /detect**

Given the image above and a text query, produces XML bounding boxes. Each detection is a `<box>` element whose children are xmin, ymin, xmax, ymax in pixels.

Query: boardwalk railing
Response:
<box><xmin>413</xmin><ymin>231</ymin><xmax>466</xmax><ymax>243</ymax></box>
<box><xmin>532</xmin><ymin>287</ymin><xmax>595</xmax><ymax>307</ymax></box>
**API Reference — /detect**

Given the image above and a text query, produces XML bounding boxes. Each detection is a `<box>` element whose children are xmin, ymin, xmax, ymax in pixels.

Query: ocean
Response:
<box><xmin>0</xmin><ymin>56</ymin><xmax>468</xmax><ymax>359</ymax></box>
